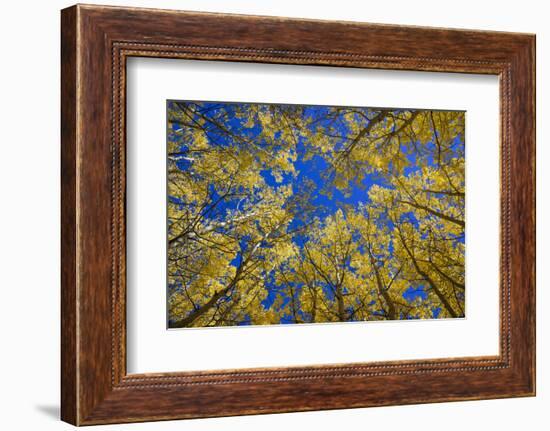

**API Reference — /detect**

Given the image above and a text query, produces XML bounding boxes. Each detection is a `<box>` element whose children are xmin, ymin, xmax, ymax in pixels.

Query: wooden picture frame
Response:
<box><xmin>61</xmin><ymin>4</ymin><xmax>535</xmax><ymax>425</ymax></box>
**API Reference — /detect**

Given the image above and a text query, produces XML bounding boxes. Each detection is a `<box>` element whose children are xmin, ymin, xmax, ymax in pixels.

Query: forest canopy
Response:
<box><xmin>167</xmin><ymin>101</ymin><xmax>465</xmax><ymax>328</ymax></box>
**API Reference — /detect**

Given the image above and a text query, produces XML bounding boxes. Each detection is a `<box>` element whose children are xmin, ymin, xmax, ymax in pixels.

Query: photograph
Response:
<box><xmin>167</xmin><ymin>101</ymin><xmax>466</xmax><ymax>328</ymax></box>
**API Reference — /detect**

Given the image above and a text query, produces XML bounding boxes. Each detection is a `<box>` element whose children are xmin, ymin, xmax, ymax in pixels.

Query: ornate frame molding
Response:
<box><xmin>61</xmin><ymin>5</ymin><xmax>535</xmax><ymax>425</ymax></box>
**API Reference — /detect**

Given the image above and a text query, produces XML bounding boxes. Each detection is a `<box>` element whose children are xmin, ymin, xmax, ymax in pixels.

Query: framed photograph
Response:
<box><xmin>61</xmin><ymin>4</ymin><xmax>535</xmax><ymax>425</ymax></box>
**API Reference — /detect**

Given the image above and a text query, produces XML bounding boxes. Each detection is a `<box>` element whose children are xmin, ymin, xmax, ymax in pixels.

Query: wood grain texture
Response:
<box><xmin>60</xmin><ymin>4</ymin><xmax>536</xmax><ymax>425</ymax></box>
<box><xmin>60</xmin><ymin>5</ymin><xmax>78</xmax><ymax>425</ymax></box>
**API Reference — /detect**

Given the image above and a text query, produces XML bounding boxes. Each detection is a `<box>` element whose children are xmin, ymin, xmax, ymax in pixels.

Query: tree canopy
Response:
<box><xmin>167</xmin><ymin>101</ymin><xmax>465</xmax><ymax>328</ymax></box>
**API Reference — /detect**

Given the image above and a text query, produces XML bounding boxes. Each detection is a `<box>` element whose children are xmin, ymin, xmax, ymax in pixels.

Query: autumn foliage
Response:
<box><xmin>167</xmin><ymin>101</ymin><xmax>465</xmax><ymax>328</ymax></box>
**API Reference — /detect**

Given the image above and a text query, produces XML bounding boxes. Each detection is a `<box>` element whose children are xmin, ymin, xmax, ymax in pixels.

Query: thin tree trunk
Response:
<box><xmin>367</xmin><ymin>247</ymin><xmax>397</xmax><ymax>320</ymax></box>
<box><xmin>396</xmin><ymin>227</ymin><xmax>460</xmax><ymax>318</ymax></box>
